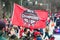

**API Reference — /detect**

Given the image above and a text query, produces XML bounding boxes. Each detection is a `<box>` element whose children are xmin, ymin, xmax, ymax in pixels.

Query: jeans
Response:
<box><xmin>44</xmin><ymin>32</ymin><xmax>50</xmax><ymax>39</ymax></box>
<box><xmin>37</xmin><ymin>36</ymin><xmax>42</xmax><ymax>40</ymax></box>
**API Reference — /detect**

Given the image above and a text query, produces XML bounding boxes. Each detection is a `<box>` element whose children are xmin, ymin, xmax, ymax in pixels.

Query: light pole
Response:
<box><xmin>21</xmin><ymin>0</ymin><xmax>23</xmax><ymax>6</ymax></box>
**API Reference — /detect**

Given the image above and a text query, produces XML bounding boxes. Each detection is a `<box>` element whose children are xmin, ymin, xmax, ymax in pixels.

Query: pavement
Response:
<box><xmin>53</xmin><ymin>34</ymin><xmax>60</xmax><ymax>40</ymax></box>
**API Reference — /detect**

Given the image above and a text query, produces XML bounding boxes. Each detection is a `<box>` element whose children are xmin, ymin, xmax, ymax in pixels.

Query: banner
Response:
<box><xmin>11</xmin><ymin>3</ymin><xmax>48</xmax><ymax>29</ymax></box>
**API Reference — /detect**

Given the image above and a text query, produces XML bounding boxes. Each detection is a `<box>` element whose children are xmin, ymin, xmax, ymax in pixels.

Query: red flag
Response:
<box><xmin>11</xmin><ymin>3</ymin><xmax>48</xmax><ymax>29</ymax></box>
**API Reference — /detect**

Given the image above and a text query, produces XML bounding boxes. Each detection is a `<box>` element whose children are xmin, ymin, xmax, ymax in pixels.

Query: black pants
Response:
<box><xmin>44</xmin><ymin>32</ymin><xmax>50</xmax><ymax>39</ymax></box>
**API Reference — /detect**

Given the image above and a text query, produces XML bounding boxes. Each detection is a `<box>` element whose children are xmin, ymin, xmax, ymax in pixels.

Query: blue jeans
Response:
<box><xmin>37</xmin><ymin>36</ymin><xmax>42</xmax><ymax>40</ymax></box>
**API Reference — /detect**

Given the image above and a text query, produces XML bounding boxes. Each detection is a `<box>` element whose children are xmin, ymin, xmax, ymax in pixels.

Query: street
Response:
<box><xmin>54</xmin><ymin>34</ymin><xmax>60</xmax><ymax>40</ymax></box>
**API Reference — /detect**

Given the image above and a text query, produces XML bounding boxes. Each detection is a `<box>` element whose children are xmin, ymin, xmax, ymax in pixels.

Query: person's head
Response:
<box><xmin>0</xmin><ymin>20</ymin><xmax>6</xmax><ymax>30</ymax></box>
<box><xmin>24</xmin><ymin>28</ymin><xmax>29</xmax><ymax>34</ymax></box>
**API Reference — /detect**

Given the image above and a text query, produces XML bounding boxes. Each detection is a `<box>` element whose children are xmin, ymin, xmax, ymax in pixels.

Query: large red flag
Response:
<box><xmin>11</xmin><ymin>3</ymin><xmax>48</xmax><ymax>29</ymax></box>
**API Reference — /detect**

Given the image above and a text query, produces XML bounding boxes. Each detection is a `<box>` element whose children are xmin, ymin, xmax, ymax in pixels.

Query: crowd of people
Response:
<box><xmin>0</xmin><ymin>13</ymin><xmax>58</xmax><ymax>40</ymax></box>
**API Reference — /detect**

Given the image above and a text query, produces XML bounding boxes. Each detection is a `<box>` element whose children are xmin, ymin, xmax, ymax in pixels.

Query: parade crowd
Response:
<box><xmin>0</xmin><ymin>13</ymin><xmax>59</xmax><ymax>40</ymax></box>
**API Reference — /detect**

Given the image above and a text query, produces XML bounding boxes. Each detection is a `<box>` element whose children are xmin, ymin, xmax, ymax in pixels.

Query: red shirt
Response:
<box><xmin>19</xmin><ymin>29</ymin><xmax>24</xmax><ymax>38</ymax></box>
